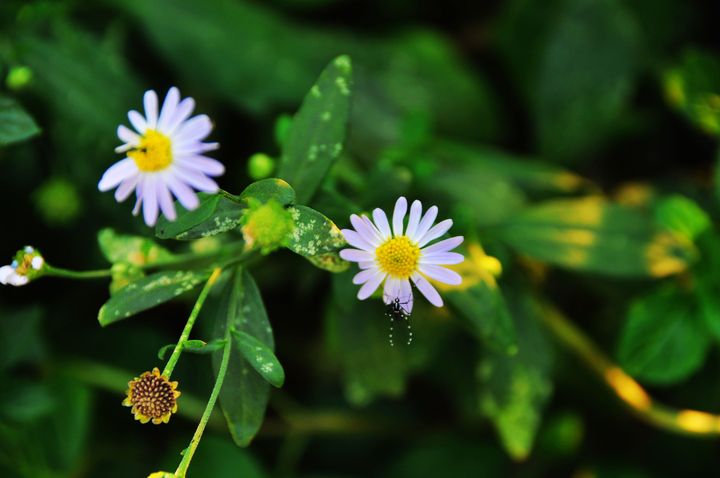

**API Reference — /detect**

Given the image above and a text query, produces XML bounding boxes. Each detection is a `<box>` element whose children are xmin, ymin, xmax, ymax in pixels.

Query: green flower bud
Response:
<box><xmin>240</xmin><ymin>198</ymin><xmax>294</xmax><ymax>254</ymax></box>
<box><xmin>33</xmin><ymin>178</ymin><xmax>82</xmax><ymax>226</ymax></box>
<box><xmin>6</xmin><ymin>65</ymin><xmax>33</xmax><ymax>91</ymax></box>
<box><xmin>247</xmin><ymin>153</ymin><xmax>276</xmax><ymax>180</ymax></box>
<box><xmin>1</xmin><ymin>246</ymin><xmax>45</xmax><ymax>286</ymax></box>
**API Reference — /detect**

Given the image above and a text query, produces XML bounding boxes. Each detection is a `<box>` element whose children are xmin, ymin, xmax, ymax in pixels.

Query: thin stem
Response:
<box><xmin>162</xmin><ymin>267</ymin><xmax>223</xmax><ymax>377</ymax></box>
<box><xmin>540</xmin><ymin>303</ymin><xmax>720</xmax><ymax>436</ymax></box>
<box><xmin>174</xmin><ymin>324</ymin><xmax>233</xmax><ymax>477</ymax></box>
<box><xmin>44</xmin><ymin>265</ymin><xmax>112</xmax><ymax>279</ymax></box>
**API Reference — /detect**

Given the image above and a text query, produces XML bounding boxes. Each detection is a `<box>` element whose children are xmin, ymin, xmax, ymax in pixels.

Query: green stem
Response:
<box><xmin>44</xmin><ymin>265</ymin><xmax>112</xmax><ymax>279</ymax></box>
<box><xmin>174</xmin><ymin>323</ymin><xmax>233</xmax><ymax>477</ymax></box>
<box><xmin>162</xmin><ymin>267</ymin><xmax>223</xmax><ymax>377</ymax></box>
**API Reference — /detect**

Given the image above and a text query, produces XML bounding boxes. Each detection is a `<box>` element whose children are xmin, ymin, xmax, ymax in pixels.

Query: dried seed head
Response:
<box><xmin>122</xmin><ymin>367</ymin><xmax>180</xmax><ymax>425</ymax></box>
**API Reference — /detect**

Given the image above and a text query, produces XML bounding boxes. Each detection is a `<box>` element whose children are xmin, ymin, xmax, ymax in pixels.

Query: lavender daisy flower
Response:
<box><xmin>98</xmin><ymin>87</ymin><xmax>225</xmax><ymax>226</ymax></box>
<box><xmin>339</xmin><ymin>197</ymin><xmax>464</xmax><ymax>310</ymax></box>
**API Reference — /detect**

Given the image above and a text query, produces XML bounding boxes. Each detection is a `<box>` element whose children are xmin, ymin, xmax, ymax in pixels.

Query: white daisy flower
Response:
<box><xmin>98</xmin><ymin>87</ymin><xmax>224</xmax><ymax>226</ymax></box>
<box><xmin>0</xmin><ymin>246</ymin><xmax>44</xmax><ymax>287</ymax></box>
<box><xmin>339</xmin><ymin>197</ymin><xmax>464</xmax><ymax>311</ymax></box>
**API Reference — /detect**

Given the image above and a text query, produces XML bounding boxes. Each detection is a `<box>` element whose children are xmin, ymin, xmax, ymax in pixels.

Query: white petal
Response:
<box><xmin>174</xmin><ymin>155</ymin><xmax>225</xmax><ymax>177</ymax></box>
<box><xmin>353</xmin><ymin>267</ymin><xmax>379</xmax><ymax>285</ymax></box>
<box><xmin>128</xmin><ymin>110</ymin><xmax>147</xmax><ymax>134</ymax></box>
<box><xmin>339</xmin><ymin>249</ymin><xmax>375</xmax><ymax>263</ymax></box>
<box><xmin>358</xmin><ymin>270</ymin><xmax>386</xmax><ymax>300</ymax></box>
<box><xmin>117</xmin><ymin>125</ymin><xmax>140</xmax><ymax>145</ymax></box>
<box><xmin>419</xmin><ymin>264</ymin><xmax>462</xmax><ymax>285</ymax></box>
<box><xmin>399</xmin><ymin>279</ymin><xmax>414</xmax><ymax>313</ymax></box>
<box><xmin>165</xmin><ymin>97</ymin><xmax>196</xmax><ymax>135</ymax></box>
<box><xmin>172</xmin><ymin>167</ymin><xmax>219</xmax><ymax>193</ymax></box>
<box><xmin>342</xmin><ymin>229</ymin><xmax>375</xmax><ymax>251</ymax></box>
<box><xmin>142</xmin><ymin>175</ymin><xmax>159</xmax><ymax>226</ymax></box>
<box><xmin>411</xmin><ymin>272</ymin><xmax>443</xmax><ymax>307</ymax></box>
<box><xmin>421</xmin><ymin>236</ymin><xmax>464</xmax><ymax>255</ymax></box>
<box><xmin>413</xmin><ymin>206</ymin><xmax>438</xmax><ymax>242</ymax></box>
<box><xmin>350</xmin><ymin>214</ymin><xmax>381</xmax><ymax>247</ymax></box>
<box><xmin>372</xmin><ymin>208</ymin><xmax>392</xmax><ymax>240</ymax></box>
<box><xmin>115</xmin><ymin>175</ymin><xmax>139</xmax><ymax>202</ymax></box>
<box><xmin>115</xmin><ymin>143</ymin><xmax>133</xmax><ymax>154</ymax></box>
<box><xmin>174</xmin><ymin>115</ymin><xmax>212</xmax><ymax>143</ymax></box>
<box><xmin>359</xmin><ymin>261</ymin><xmax>375</xmax><ymax>269</ymax></box>
<box><xmin>392</xmin><ymin>196</ymin><xmax>407</xmax><ymax>237</ymax></box>
<box><xmin>98</xmin><ymin>158</ymin><xmax>138</xmax><ymax>192</ymax></box>
<box><xmin>9</xmin><ymin>274</ymin><xmax>28</xmax><ymax>287</ymax></box>
<box><xmin>0</xmin><ymin>266</ymin><xmax>14</xmax><ymax>284</ymax></box>
<box><xmin>421</xmin><ymin>251</ymin><xmax>465</xmax><ymax>265</ymax></box>
<box><xmin>31</xmin><ymin>257</ymin><xmax>44</xmax><ymax>270</ymax></box>
<box><xmin>157</xmin><ymin>181</ymin><xmax>177</xmax><ymax>221</ymax></box>
<box><xmin>383</xmin><ymin>276</ymin><xmax>401</xmax><ymax>303</ymax></box>
<box><xmin>132</xmin><ymin>176</ymin><xmax>145</xmax><ymax>216</ymax></box>
<box><xmin>158</xmin><ymin>87</ymin><xmax>180</xmax><ymax>131</ymax></box>
<box><xmin>404</xmin><ymin>200</ymin><xmax>423</xmax><ymax>239</ymax></box>
<box><xmin>164</xmin><ymin>171</ymin><xmax>200</xmax><ymax>210</ymax></box>
<box><xmin>418</xmin><ymin>219</ymin><xmax>454</xmax><ymax>247</ymax></box>
<box><xmin>144</xmin><ymin>90</ymin><xmax>159</xmax><ymax>128</ymax></box>
<box><xmin>174</xmin><ymin>141</ymin><xmax>220</xmax><ymax>156</ymax></box>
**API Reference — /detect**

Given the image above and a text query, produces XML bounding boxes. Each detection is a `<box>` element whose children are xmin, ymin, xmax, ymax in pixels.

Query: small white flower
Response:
<box><xmin>98</xmin><ymin>87</ymin><xmax>224</xmax><ymax>226</ymax></box>
<box><xmin>339</xmin><ymin>197</ymin><xmax>464</xmax><ymax>311</ymax></box>
<box><xmin>0</xmin><ymin>246</ymin><xmax>44</xmax><ymax>287</ymax></box>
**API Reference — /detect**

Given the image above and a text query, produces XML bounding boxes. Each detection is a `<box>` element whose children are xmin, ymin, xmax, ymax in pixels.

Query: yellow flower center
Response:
<box><xmin>375</xmin><ymin>236</ymin><xmax>421</xmax><ymax>278</ymax></box>
<box><xmin>128</xmin><ymin>130</ymin><xmax>173</xmax><ymax>172</ymax></box>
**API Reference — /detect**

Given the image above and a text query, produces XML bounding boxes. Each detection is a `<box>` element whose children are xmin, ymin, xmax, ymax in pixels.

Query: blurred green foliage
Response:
<box><xmin>2</xmin><ymin>0</ymin><xmax>720</xmax><ymax>477</ymax></box>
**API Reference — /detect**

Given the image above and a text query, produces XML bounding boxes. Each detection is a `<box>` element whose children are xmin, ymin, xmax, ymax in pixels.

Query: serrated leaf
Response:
<box><xmin>98</xmin><ymin>270</ymin><xmax>210</xmax><ymax>326</ymax></box>
<box><xmin>479</xmin><ymin>291</ymin><xmax>553</xmax><ymax>461</ymax></box>
<box><xmin>497</xmin><ymin>197</ymin><xmax>696</xmax><ymax>277</ymax></box>
<box><xmin>278</xmin><ymin>56</ymin><xmax>353</xmax><ymax>204</ymax></box>
<box><xmin>155</xmin><ymin>192</ymin><xmax>244</xmax><ymax>240</ymax></box>
<box><xmin>287</xmin><ymin>205</ymin><xmax>348</xmax><ymax>272</ymax></box>
<box><xmin>239</xmin><ymin>178</ymin><xmax>296</xmax><ymax>206</ymax></box>
<box><xmin>210</xmin><ymin>268</ymin><xmax>274</xmax><ymax>447</ymax></box>
<box><xmin>231</xmin><ymin>330</ymin><xmax>285</xmax><ymax>388</ymax></box>
<box><xmin>98</xmin><ymin>228</ymin><xmax>174</xmax><ymax>266</ymax></box>
<box><xmin>617</xmin><ymin>286</ymin><xmax>710</xmax><ymax>385</ymax></box>
<box><xmin>0</xmin><ymin>96</ymin><xmax>40</xmax><ymax>147</ymax></box>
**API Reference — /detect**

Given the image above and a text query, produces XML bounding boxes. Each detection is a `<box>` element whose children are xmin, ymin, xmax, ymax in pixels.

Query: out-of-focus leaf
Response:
<box><xmin>0</xmin><ymin>95</ymin><xmax>40</xmax><ymax>147</ymax></box>
<box><xmin>278</xmin><ymin>56</ymin><xmax>353</xmax><ymax>204</ymax></box>
<box><xmin>497</xmin><ymin>197</ymin><xmax>696</xmax><ymax>277</ymax></box>
<box><xmin>155</xmin><ymin>193</ymin><xmax>244</xmax><ymax>240</ymax></box>
<box><xmin>654</xmin><ymin>195</ymin><xmax>711</xmax><ymax>241</ymax></box>
<box><xmin>617</xmin><ymin>286</ymin><xmax>710</xmax><ymax>385</ymax></box>
<box><xmin>479</xmin><ymin>291</ymin><xmax>554</xmax><ymax>461</ymax></box>
<box><xmin>180</xmin><ymin>435</ymin><xmax>267</xmax><ymax>478</ymax></box>
<box><xmin>211</xmin><ymin>268</ymin><xmax>274</xmax><ymax>447</ymax></box>
<box><xmin>232</xmin><ymin>330</ymin><xmax>285</xmax><ymax>388</ymax></box>
<box><xmin>98</xmin><ymin>228</ymin><xmax>174</xmax><ymax>266</ymax></box>
<box><xmin>326</xmin><ymin>271</ymin><xmax>408</xmax><ymax>406</ymax></box>
<box><xmin>0</xmin><ymin>380</ymin><xmax>55</xmax><ymax>423</ymax></box>
<box><xmin>239</xmin><ymin>178</ymin><xmax>296</xmax><ymax>206</ymax></box>
<box><xmin>98</xmin><ymin>270</ymin><xmax>210</xmax><ymax>326</ymax></box>
<box><xmin>45</xmin><ymin>380</ymin><xmax>91</xmax><ymax>472</ymax></box>
<box><xmin>663</xmin><ymin>49</ymin><xmax>720</xmax><ymax>135</ymax></box>
<box><xmin>287</xmin><ymin>205</ymin><xmax>348</xmax><ymax>272</ymax></box>
<box><xmin>534</xmin><ymin>0</ymin><xmax>641</xmax><ymax>160</ymax></box>
<box><xmin>0</xmin><ymin>306</ymin><xmax>44</xmax><ymax>370</ymax></box>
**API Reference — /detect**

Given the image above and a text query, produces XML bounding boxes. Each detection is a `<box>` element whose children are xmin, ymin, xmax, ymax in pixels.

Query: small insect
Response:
<box><xmin>384</xmin><ymin>296</ymin><xmax>413</xmax><ymax>346</ymax></box>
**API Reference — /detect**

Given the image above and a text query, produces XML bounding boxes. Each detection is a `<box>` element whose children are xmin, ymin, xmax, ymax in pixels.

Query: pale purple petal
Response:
<box><xmin>421</xmin><ymin>236</ymin><xmax>464</xmax><ymax>255</ymax></box>
<box><xmin>353</xmin><ymin>267</ymin><xmax>378</xmax><ymax>285</ymax></box>
<box><xmin>362</xmin><ymin>216</ymin><xmax>386</xmax><ymax>245</ymax></box>
<box><xmin>404</xmin><ymin>200</ymin><xmax>423</xmax><ymax>239</ymax></box>
<box><xmin>172</xmin><ymin>167</ymin><xmax>219</xmax><ymax>193</ymax></box>
<box><xmin>419</xmin><ymin>264</ymin><xmax>462</xmax><ymax>285</ymax></box>
<box><xmin>350</xmin><ymin>214</ymin><xmax>381</xmax><ymax>247</ymax></box>
<box><xmin>128</xmin><ymin>110</ymin><xmax>147</xmax><ymax>134</ymax></box>
<box><xmin>164</xmin><ymin>172</ymin><xmax>200</xmax><ymax>210</ymax></box>
<box><xmin>98</xmin><ymin>158</ymin><xmax>138</xmax><ymax>191</ymax></box>
<box><xmin>174</xmin><ymin>115</ymin><xmax>212</xmax><ymax>144</ymax></box>
<box><xmin>115</xmin><ymin>143</ymin><xmax>133</xmax><ymax>154</ymax></box>
<box><xmin>411</xmin><ymin>272</ymin><xmax>443</xmax><ymax>307</ymax></box>
<box><xmin>132</xmin><ymin>176</ymin><xmax>145</xmax><ymax>216</ymax></box>
<box><xmin>413</xmin><ymin>206</ymin><xmax>438</xmax><ymax>242</ymax></box>
<box><xmin>372</xmin><ymin>208</ymin><xmax>392</xmax><ymax>240</ymax></box>
<box><xmin>421</xmin><ymin>251</ymin><xmax>464</xmax><ymax>265</ymax></box>
<box><xmin>174</xmin><ymin>155</ymin><xmax>225</xmax><ymax>176</ymax></box>
<box><xmin>342</xmin><ymin>229</ymin><xmax>375</xmax><ymax>251</ymax></box>
<box><xmin>399</xmin><ymin>279</ymin><xmax>414</xmax><ymax>313</ymax></box>
<box><xmin>117</xmin><ymin>125</ymin><xmax>140</xmax><ymax>145</ymax></box>
<box><xmin>157</xmin><ymin>181</ymin><xmax>177</xmax><ymax>221</ymax></box>
<box><xmin>418</xmin><ymin>219</ymin><xmax>454</xmax><ymax>247</ymax></box>
<box><xmin>392</xmin><ymin>196</ymin><xmax>407</xmax><ymax>237</ymax></box>
<box><xmin>339</xmin><ymin>249</ymin><xmax>375</xmax><ymax>263</ymax></box>
<box><xmin>174</xmin><ymin>141</ymin><xmax>220</xmax><ymax>156</ymax></box>
<box><xmin>115</xmin><ymin>175</ymin><xmax>139</xmax><ymax>202</ymax></box>
<box><xmin>158</xmin><ymin>87</ymin><xmax>180</xmax><ymax>131</ymax></box>
<box><xmin>142</xmin><ymin>176</ymin><xmax>160</xmax><ymax>226</ymax></box>
<box><xmin>358</xmin><ymin>270</ymin><xmax>387</xmax><ymax>300</ymax></box>
<box><xmin>165</xmin><ymin>97</ymin><xmax>196</xmax><ymax>135</ymax></box>
<box><xmin>383</xmin><ymin>277</ymin><xmax>401</xmax><ymax>303</ymax></box>
<box><xmin>359</xmin><ymin>261</ymin><xmax>375</xmax><ymax>269</ymax></box>
<box><xmin>144</xmin><ymin>90</ymin><xmax>159</xmax><ymax>128</ymax></box>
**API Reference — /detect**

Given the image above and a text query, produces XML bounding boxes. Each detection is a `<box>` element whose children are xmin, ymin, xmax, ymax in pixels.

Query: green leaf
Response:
<box><xmin>157</xmin><ymin>339</ymin><xmax>227</xmax><ymax>360</ymax></box>
<box><xmin>0</xmin><ymin>96</ymin><xmax>40</xmax><ymax>147</ymax></box>
<box><xmin>287</xmin><ymin>205</ymin><xmax>349</xmax><ymax>272</ymax></box>
<box><xmin>231</xmin><ymin>330</ymin><xmax>285</xmax><ymax>388</ymax></box>
<box><xmin>278</xmin><ymin>56</ymin><xmax>353</xmax><ymax>204</ymax></box>
<box><xmin>534</xmin><ymin>0</ymin><xmax>641</xmax><ymax>160</ymax></box>
<box><xmin>155</xmin><ymin>192</ymin><xmax>244</xmax><ymax>240</ymax></box>
<box><xmin>654</xmin><ymin>195</ymin><xmax>711</xmax><ymax>241</ymax></box>
<box><xmin>98</xmin><ymin>270</ymin><xmax>210</xmax><ymax>326</ymax></box>
<box><xmin>98</xmin><ymin>228</ymin><xmax>174</xmax><ymax>266</ymax></box>
<box><xmin>617</xmin><ymin>286</ymin><xmax>710</xmax><ymax>385</ymax></box>
<box><xmin>497</xmin><ymin>197</ymin><xmax>696</xmax><ymax>277</ymax></box>
<box><xmin>239</xmin><ymin>178</ymin><xmax>296</xmax><ymax>206</ymax></box>
<box><xmin>210</xmin><ymin>268</ymin><xmax>274</xmax><ymax>447</ymax></box>
<box><xmin>178</xmin><ymin>435</ymin><xmax>267</xmax><ymax>478</ymax></box>
<box><xmin>479</xmin><ymin>291</ymin><xmax>554</xmax><ymax>461</ymax></box>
